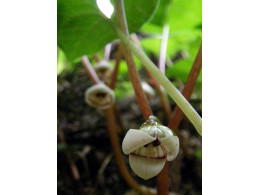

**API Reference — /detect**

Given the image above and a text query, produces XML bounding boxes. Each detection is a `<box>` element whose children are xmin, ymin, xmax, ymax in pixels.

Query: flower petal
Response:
<box><xmin>159</xmin><ymin>135</ymin><xmax>179</xmax><ymax>161</ymax></box>
<box><xmin>129</xmin><ymin>154</ymin><xmax>166</xmax><ymax>180</ymax></box>
<box><xmin>94</xmin><ymin>60</ymin><xmax>113</xmax><ymax>80</ymax></box>
<box><xmin>84</xmin><ymin>83</ymin><xmax>115</xmax><ymax>109</ymax></box>
<box><xmin>122</xmin><ymin>129</ymin><xmax>156</xmax><ymax>154</ymax></box>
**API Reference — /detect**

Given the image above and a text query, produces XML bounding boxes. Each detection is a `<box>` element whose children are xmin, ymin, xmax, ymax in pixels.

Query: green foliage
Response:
<box><xmin>57</xmin><ymin>0</ymin><xmax>202</xmax><ymax>96</ymax></box>
<box><xmin>149</xmin><ymin>0</ymin><xmax>172</xmax><ymax>26</ymax></box>
<box><xmin>57</xmin><ymin>0</ymin><xmax>159</xmax><ymax>61</ymax></box>
<box><xmin>195</xmin><ymin>149</ymin><xmax>202</xmax><ymax>161</ymax></box>
<box><xmin>140</xmin><ymin>0</ymin><xmax>202</xmax><ymax>84</ymax></box>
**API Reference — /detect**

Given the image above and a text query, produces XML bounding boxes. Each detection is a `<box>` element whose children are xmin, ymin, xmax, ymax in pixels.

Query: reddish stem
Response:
<box><xmin>145</xmin><ymin>68</ymin><xmax>160</xmax><ymax>88</ymax></box>
<box><xmin>157</xmin><ymin>45</ymin><xmax>202</xmax><ymax>195</ymax></box>
<box><xmin>131</xmin><ymin>34</ymin><xmax>172</xmax><ymax>121</ymax></box>
<box><xmin>105</xmin><ymin>107</ymin><xmax>155</xmax><ymax>195</ymax></box>
<box><xmin>114</xmin><ymin>0</ymin><xmax>153</xmax><ymax>120</ymax></box>
<box><xmin>156</xmin><ymin>25</ymin><xmax>171</xmax><ymax>195</ymax></box>
<box><xmin>110</xmin><ymin>43</ymin><xmax>122</xmax><ymax>90</ymax></box>
<box><xmin>93</xmin><ymin>54</ymin><xmax>100</xmax><ymax>62</ymax></box>
<box><xmin>168</xmin><ymin>44</ymin><xmax>202</xmax><ymax>131</ymax></box>
<box><xmin>156</xmin><ymin>162</ymin><xmax>169</xmax><ymax>195</ymax></box>
<box><xmin>81</xmin><ymin>56</ymin><xmax>100</xmax><ymax>84</ymax></box>
<box><xmin>57</xmin><ymin>125</ymin><xmax>80</xmax><ymax>181</ymax></box>
<box><xmin>157</xmin><ymin>88</ymin><xmax>171</xmax><ymax>121</ymax></box>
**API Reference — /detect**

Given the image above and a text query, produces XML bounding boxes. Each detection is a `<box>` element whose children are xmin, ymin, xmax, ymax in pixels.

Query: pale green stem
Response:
<box><xmin>108</xmin><ymin>20</ymin><xmax>202</xmax><ymax>136</ymax></box>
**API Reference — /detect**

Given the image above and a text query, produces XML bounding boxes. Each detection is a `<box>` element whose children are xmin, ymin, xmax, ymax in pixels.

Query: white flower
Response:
<box><xmin>85</xmin><ymin>83</ymin><xmax>115</xmax><ymax>109</ymax></box>
<box><xmin>94</xmin><ymin>60</ymin><xmax>113</xmax><ymax>81</ymax></box>
<box><xmin>122</xmin><ymin>116</ymin><xmax>179</xmax><ymax>180</ymax></box>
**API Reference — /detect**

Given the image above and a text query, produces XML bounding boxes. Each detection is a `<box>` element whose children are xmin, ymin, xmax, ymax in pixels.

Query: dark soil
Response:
<box><xmin>57</xmin><ymin>68</ymin><xmax>202</xmax><ymax>195</ymax></box>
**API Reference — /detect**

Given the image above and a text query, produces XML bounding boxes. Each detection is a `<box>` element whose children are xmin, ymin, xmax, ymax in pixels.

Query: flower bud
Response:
<box><xmin>84</xmin><ymin>83</ymin><xmax>115</xmax><ymax>109</ymax></box>
<box><xmin>122</xmin><ymin>116</ymin><xmax>179</xmax><ymax>180</ymax></box>
<box><xmin>94</xmin><ymin>60</ymin><xmax>113</xmax><ymax>81</ymax></box>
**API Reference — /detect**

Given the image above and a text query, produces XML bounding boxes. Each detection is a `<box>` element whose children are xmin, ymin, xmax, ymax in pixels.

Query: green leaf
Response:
<box><xmin>57</xmin><ymin>0</ymin><xmax>159</xmax><ymax>61</ymax></box>
<box><xmin>166</xmin><ymin>36</ymin><xmax>202</xmax><ymax>83</ymax></box>
<box><xmin>150</xmin><ymin>0</ymin><xmax>173</xmax><ymax>26</ymax></box>
<box><xmin>140</xmin><ymin>0</ymin><xmax>202</xmax><ymax>84</ymax></box>
<box><xmin>168</xmin><ymin>0</ymin><xmax>202</xmax><ymax>30</ymax></box>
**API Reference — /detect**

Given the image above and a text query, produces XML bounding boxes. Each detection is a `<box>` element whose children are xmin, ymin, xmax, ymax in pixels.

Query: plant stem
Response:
<box><xmin>81</xmin><ymin>56</ymin><xmax>100</xmax><ymax>84</ymax></box>
<box><xmin>113</xmin><ymin>0</ymin><xmax>153</xmax><ymax>120</ymax></box>
<box><xmin>57</xmin><ymin>125</ymin><xmax>80</xmax><ymax>181</ymax></box>
<box><xmin>157</xmin><ymin>24</ymin><xmax>171</xmax><ymax>121</ymax></box>
<box><xmin>158</xmin><ymin>24</ymin><xmax>169</xmax><ymax>75</ymax></box>
<box><xmin>93</xmin><ymin>54</ymin><xmax>100</xmax><ymax>62</ymax></box>
<box><xmin>113</xmin><ymin>104</ymin><xmax>125</xmax><ymax>134</ymax></box>
<box><xmin>156</xmin><ymin>25</ymin><xmax>171</xmax><ymax>195</ymax></box>
<box><xmin>108</xmin><ymin>20</ymin><xmax>202</xmax><ymax>135</ymax></box>
<box><xmin>167</xmin><ymin>45</ymin><xmax>202</xmax><ymax>191</ymax></box>
<box><xmin>104</xmin><ymin>43</ymin><xmax>112</xmax><ymax>61</ymax></box>
<box><xmin>168</xmin><ymin>44</ymin><xmax>202</xmax><ymax>131</ymax></box>
<box><xmin>110</xmin><ymin>43</ymin><xmax>122</xmax><ymax>90</ymax></box>
<box><xmin>156</xmin><ymin>162</ymin><xmax>169</xmax><ymax>195</ymax></box>
<box><xmin>105</xmin><ymin>107</ymin><xmax>155</xmax><ymax>195</ymax></box>
<box><xmin>130</xmin><ymin>33</ymin><xmax>172</xmax><ymax>121</ymax></box>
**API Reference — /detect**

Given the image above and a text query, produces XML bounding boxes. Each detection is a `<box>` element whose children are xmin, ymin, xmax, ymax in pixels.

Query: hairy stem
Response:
<box><xmin>108</xmin><ymin>20</ymin><xmax>202</xmax><ymax>135</ymax></box>
<box><xmin>113</xmin><ymin>0</ymin><xmax>153</xmax><ymax>120</ymax></box>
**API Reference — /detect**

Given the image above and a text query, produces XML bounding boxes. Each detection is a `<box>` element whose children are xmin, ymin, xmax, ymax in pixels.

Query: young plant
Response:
<box><xmin>58</xmin><ymin>0</ymin><xmax>202</xmax><ymax>194</ymax></box>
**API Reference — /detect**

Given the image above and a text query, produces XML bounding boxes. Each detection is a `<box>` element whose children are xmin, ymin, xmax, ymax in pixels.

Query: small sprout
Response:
<box><xmin>94</xmin><ymin>60</ymin><xmax>113</xmax><ymax>81</ymax></box>
<box><xmin>141</xmin><ymin>82</ymin><xmax>155</xmax><ymax>99</ymax></box>
<box><xmin>122</xmin><ymin>116</ymin><xmax>179</xmax><ymax>180</ymax></box>
<box><xmin>85</xmin><ymin>83</ymin><xmax>115</xmax><ymax>109</ymax></box>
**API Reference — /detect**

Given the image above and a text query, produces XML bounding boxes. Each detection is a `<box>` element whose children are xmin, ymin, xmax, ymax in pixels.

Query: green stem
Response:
<box><xmin>108</xmin><ymin>20</ymin><xmax>202</xmax><ymax>136</ymax></box>
<box><xmin>113</xmin><ymin>0</ymin><xmax>153</xmax><ymax>120</ymax></box>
